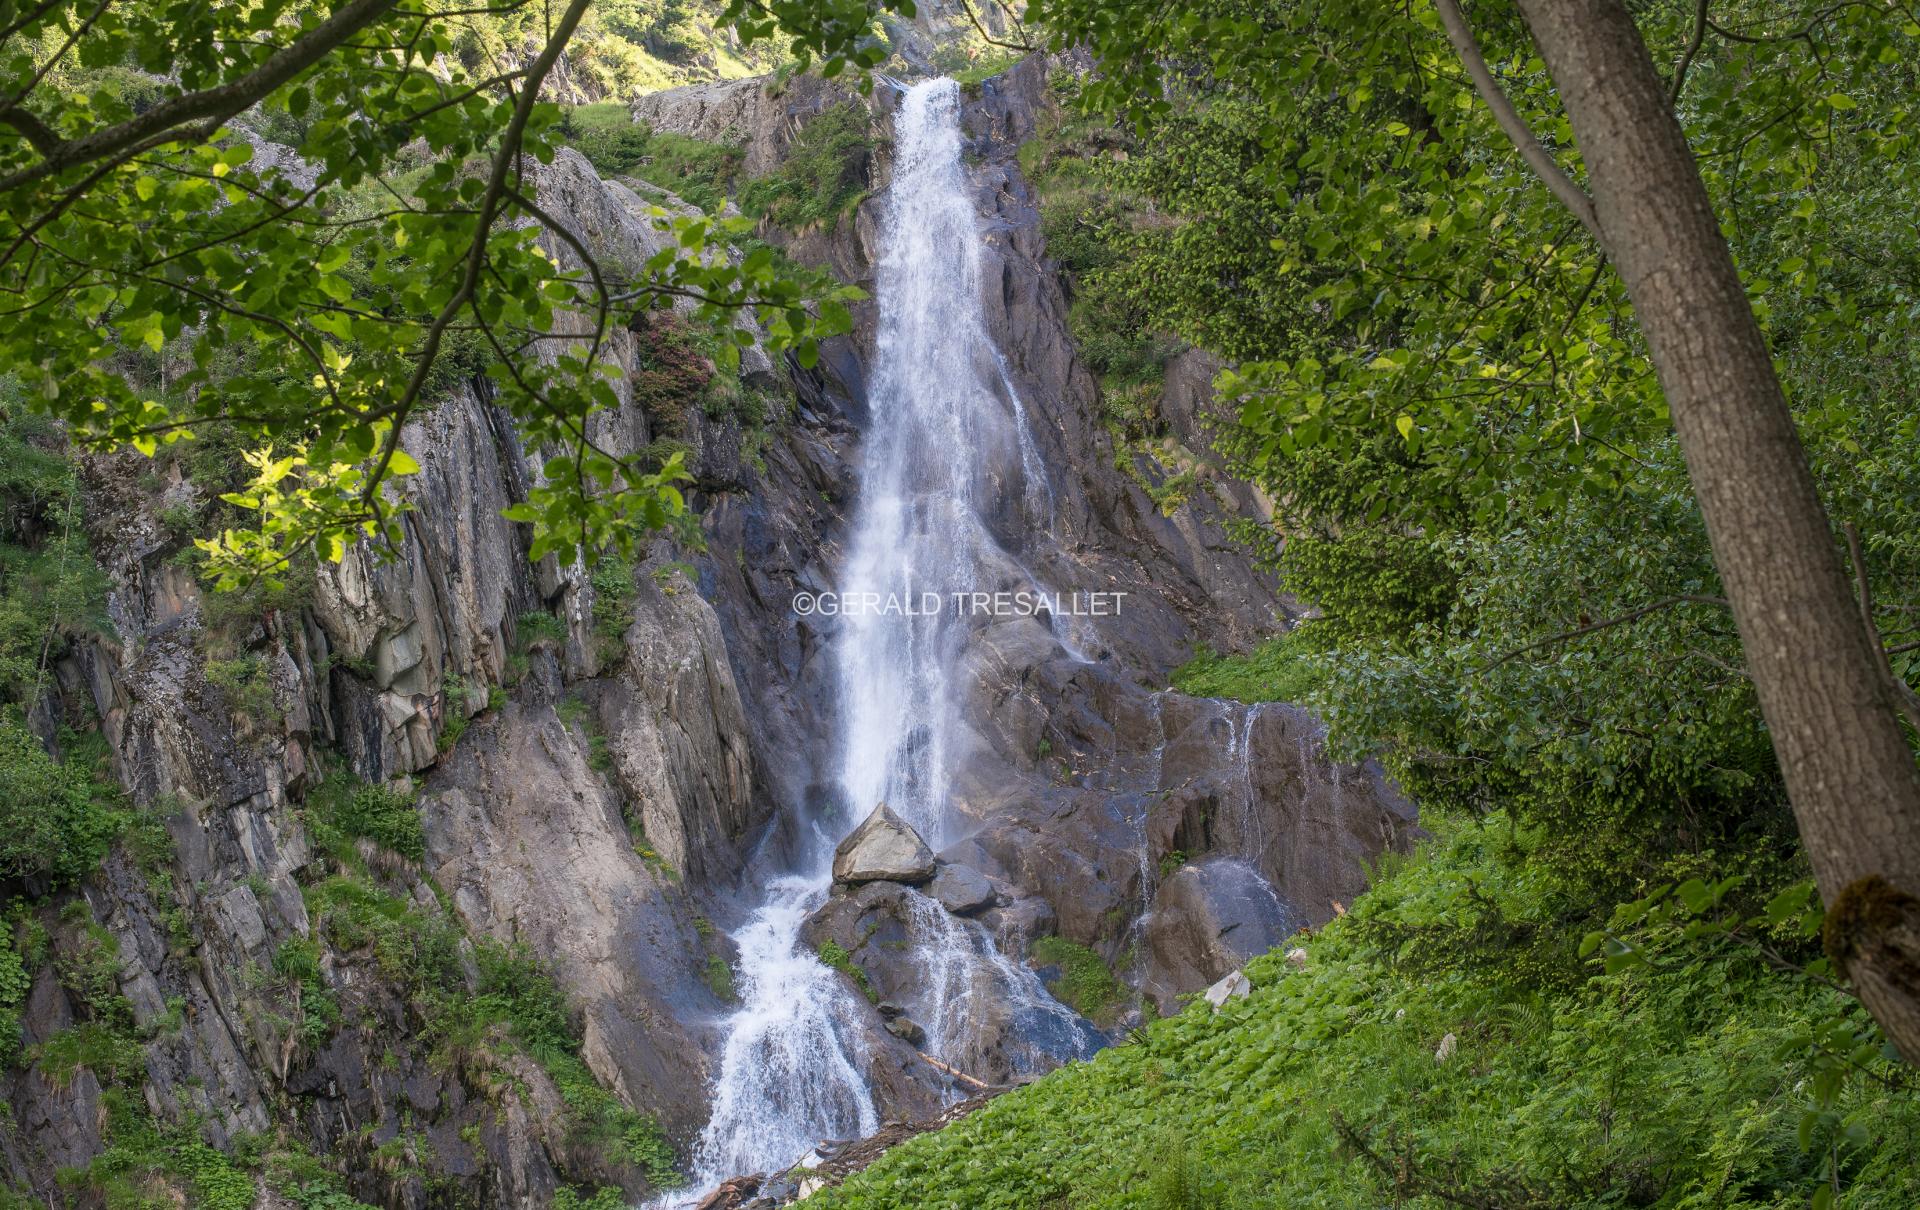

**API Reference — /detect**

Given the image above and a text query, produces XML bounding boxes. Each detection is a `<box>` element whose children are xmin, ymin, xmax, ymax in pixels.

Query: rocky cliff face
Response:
<box><xmin>2</xmin><ymin>56</ymin><xmax>1413</xmax><ymax>1204</ymax></box>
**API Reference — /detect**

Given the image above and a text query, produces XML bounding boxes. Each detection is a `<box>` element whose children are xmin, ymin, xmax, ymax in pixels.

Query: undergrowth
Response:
<box><xmin>811</xmin><ymin>815</ymin><xmax>1920</xmax><ymax>1209</ymax></box>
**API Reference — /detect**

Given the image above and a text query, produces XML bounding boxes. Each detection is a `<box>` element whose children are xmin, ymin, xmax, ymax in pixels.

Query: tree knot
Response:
<box><xmin>1824</xmin><ymin>874</ymin><xmax>1920</xmax><ymax>985</ymax></box>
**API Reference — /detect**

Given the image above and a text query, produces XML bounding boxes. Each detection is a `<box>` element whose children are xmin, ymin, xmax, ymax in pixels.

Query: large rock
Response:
<box><xmin>926</xmin><ymin>862</ymin><xmax>997</xmax><ymax>914</ymax></box>
<box><xmin>1141</xmin><ymin>857</ymin><xmax>1303</xmax><ymax>1015</ymax></box>
<box><xmin>833</xmin><ymin>804</ymin><xmax>936</xmax><ymax>885</ymax></box>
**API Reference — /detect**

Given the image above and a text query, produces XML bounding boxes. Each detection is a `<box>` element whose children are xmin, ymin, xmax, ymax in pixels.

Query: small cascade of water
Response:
<box><xmin>686</xmin><ymin>878</ymin><xmax>878</xmax><ymax>1182</ymax></box>
<box><xmin>898</xmin><ymin>891</ymin><xmax>1101</xmax><ymax>1077</ymax></box>
<box><xmin>1237</xmin><ymin>702</ymin><xmax>1268</xmax><ymax>864</ymax></box>
<box><xmin>1136</xmin><ymin>693</ymin><xmax>1169</xmax><ymax>914</ymax></box>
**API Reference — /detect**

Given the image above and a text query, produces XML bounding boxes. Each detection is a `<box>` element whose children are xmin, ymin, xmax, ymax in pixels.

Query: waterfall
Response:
<box><xmin>836</xmin><ymin>77</ymin><xmax>1051</xmax><ymax>847</ymax></box>
<box><xmin>664</xmin><ymin>79</ymin><xmax>1090</xmax><ymax>1204</ymax></box>
<box><xmin>682</xmin><ymin>875</ymin><xmax>879</xmax><ymax>1185</ymax></box>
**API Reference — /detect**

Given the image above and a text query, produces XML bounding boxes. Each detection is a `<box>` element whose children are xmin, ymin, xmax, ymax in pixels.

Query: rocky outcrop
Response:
<box><xmin>926</xmin><ymin>862</ymin><xmax>996</xmax><ymax>914</ymax></box>
<box><xmin>1141</xmin><ymin>858</ymin><xmax>1302</xmax><ymax>1014</ymax></box>
<box><xmin>832</xmin><ymin>805</ymin><xmax>936</xmax><ymax>884</ymax></box>
<box><xmin>631</xmin><ymin>73</ymin><xmax>869</xmax><ymax>178</ymax></box>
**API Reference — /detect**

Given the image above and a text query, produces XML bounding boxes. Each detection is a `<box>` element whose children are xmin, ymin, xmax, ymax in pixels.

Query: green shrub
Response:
<box><xmin>0</xmin><ymin>918</ymin><xmax>28</xmax><ymax>1066</ymax></box>
<box><xmin>738</xmin><ymin>103</ymin><xmax>873</xmax><ymax>230</ymax></box>
<box><xmin>0</xmin><ymin>717</ymin><xmax>122</xmax><ymax>887</ymax></box>
<box><xmin>305</xmin><ymin>776</ymin><xmax>423</xmax><ymax>863</ymax></box>
<box><xmin>206</xmin><ymin>653</ymin><xmax>283</xmax><ymax>725</ymax></box>
<box><xmin>704</xmin><ymin>954</ymin><xmax>736</xmax><ymax>1002</ymax></box>
<box><xmin>516</xmin><ymin>610</ymin><xmax>568</xmax><ymax>648</ymax></box>
<box><xmin>272</xmin><ymin>938</ymin><xmax>341</xmax><ymax>1047</ymax></box>
<box><xmin>0</xmin><ymin>382</ymin><xmax>111</xmax><ymax>708</ymax></box>
<box><xmin>590</xmin><ymin>554</ymin><xmax>637</xmax><ymax>662</ymax></box>
<box><xmin>629</xmin><ymin>310</ymin><xmax>716</xmax><ymax>437</ymax></box>
<box><xmin>1028</xmin><ymin>936</ymin><xmax>1124</xmax><ymax>1025</ymax></box>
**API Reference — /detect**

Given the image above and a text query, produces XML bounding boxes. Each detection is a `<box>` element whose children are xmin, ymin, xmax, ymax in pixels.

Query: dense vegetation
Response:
<box><xmin>746</xmin><ymin>0</ymin><xmax>1920</xmax><ymax>1204</ymax></box>
<box><xmin>815</xmin><ymin>818</ymin><xmax>1920</xmax><ymax>1209</ymax></box>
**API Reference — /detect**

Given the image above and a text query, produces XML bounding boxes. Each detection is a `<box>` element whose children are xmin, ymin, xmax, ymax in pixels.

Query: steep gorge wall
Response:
<box><xmin>3</xmin><ymin>56</ymin><xmax>1412</xmax><ymax>1204</ymax></box>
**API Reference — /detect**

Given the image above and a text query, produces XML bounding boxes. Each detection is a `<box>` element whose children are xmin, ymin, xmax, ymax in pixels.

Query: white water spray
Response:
<box><xmin>835</xmin><ymin>78</ymin><xmax>1055</xmax><ymax>846</ymax></box>
<box><xmin>666</xmin><ymin>79</ymin><xmax>1090</xmax><ymax>1204</ymax></box>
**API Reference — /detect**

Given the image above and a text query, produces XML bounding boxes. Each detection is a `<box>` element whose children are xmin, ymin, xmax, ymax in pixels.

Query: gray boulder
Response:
<box><xmin>833</xmin><ymin>804</ymin><xmax>936</xmax><ymax>885</ymax></box>
<box><xmin>1142</xmin><ymin>857</ymin><xmax>1303</xmax><ymax>1015</ymax></box>
<box><xmin>926</xmin><ymin>862</ymin><xmax>997</xmax><ymax>914</ymax></box>
<box><xmin>1204</xmin><ymin>969</ymin><xmax>1251</xmax><ymax>1010</ymax></box>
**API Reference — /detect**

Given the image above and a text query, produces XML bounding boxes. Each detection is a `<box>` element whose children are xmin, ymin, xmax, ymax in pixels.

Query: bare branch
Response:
<box><xmin>1432</xmin><ymin>0</ymin><xmax>1603</xmax><ymax>241</ymax></box>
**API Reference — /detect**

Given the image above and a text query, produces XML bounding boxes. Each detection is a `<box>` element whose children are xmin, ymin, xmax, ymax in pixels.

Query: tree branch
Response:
<box><xmin>361</xmin><ymin>0</ymin><xmax>592</xmax><ymax>509</ymax></box>
<box><xmin>1431</xmin><ymin>0</ymin><xmax>1603</xmax><ymax>242</ymax></box>
<box><xmin>958</xmin><ymin>0</ymin><xmax>1035</xmax><ymax>53</ymax></box>
<box><xmin>1487</xmin><ymin>594</ymin><xmax>1732</xmax><ymax>668</ymax></box>
<box><xmin>1845</xmin><ymin>522</ymin><xmax>1920</xmax><ymax>735</ymax></box>
<box><xmin>1670</xmin><ymin>0</ymin><xmax>1711</xmax><ymax>105</ymax></box>
<box><xmin>0</xmin><ymin>0</ymin><xmax>402</xmax><ymax>194</ymax></box>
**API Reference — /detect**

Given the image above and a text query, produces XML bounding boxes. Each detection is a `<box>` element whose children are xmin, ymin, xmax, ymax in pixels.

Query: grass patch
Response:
<box><xmin>1169</xmin><ymin>625</ymin><xmax>1331</xmax><ymax>704</ymax></box>
<box><xmin>558</xmin><ymin>108</ymin><xmax>743</xmax><ymax>214</ymax></box>
<box><xmin>1028</xmin><ymin>936</ymin><xmax>1125</xmax><ymax>1026</ymax></box>
<box><xmin>818</xmin><ymin>940</ymin><xmax>877</xmax><ymax>1004</ymax></box>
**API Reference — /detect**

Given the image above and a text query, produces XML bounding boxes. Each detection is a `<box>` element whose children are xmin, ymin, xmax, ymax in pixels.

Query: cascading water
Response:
<box><xmin>664</xmin><ymin>78</ymin><xmax>1096</xmax><ymax>1205</ymax></box>
<box><xmin>835</xmin><ymin>77</ymin><xmax>1053</xmax><ymax>847</ymax></box>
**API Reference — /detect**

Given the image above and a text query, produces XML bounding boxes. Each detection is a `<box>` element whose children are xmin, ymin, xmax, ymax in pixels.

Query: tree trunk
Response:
<box><xmin>1510</xmin><ymin>0</ymin><xmax>1920</xmax><ymax>1058</ymax></box>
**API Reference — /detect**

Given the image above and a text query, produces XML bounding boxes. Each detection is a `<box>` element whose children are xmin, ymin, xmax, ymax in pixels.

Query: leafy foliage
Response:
<box><xmin>0</xmin><ymin>0</ymin><xmax>857</xmax><ymax>588</ymax></box>
<box><xmin>0</xmin><ymin>718</ymin><xmax>124</xmax><ymax>887</ymax></box>
<box><xmin>738</xmin><ymin>102</ymin><xmax>875</xmax><ymax>230</ymax></box>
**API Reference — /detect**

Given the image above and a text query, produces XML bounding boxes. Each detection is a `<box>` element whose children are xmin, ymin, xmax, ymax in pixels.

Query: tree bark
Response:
<box><xmin>1508</xmin><ymin>0</ymin><xmax>1920</xmax><ymax>1058</ymax></box>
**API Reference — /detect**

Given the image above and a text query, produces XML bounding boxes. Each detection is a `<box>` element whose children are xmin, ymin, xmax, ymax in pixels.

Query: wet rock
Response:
<box><xmin>832</xmin><ymin>804</ymin><xmax>936</xmax><ymax>885</ymax></box>
<box><xmin>885</xmin><ymin>1016</ymin><xmax>927</xmax><ymax>1045</ymax></box>
<box><xmin>876</xmin><ymin>1001</ymin><xmax>906</xmax><ymax>1019</ymax></box>
<box><xmin>1142</xmin><ymin>857</ymin><xmax>1304</xmax><ymax>1015</ymax></box>
<box><xmin>696</xmin><ymin>1174</ymin><xmax>766</xmax><ymax>1210</ymax></box>
<box><xmin>926</xmin><ymin>862</ymin><xmax>997</xmax><ymax>914</ymax></box>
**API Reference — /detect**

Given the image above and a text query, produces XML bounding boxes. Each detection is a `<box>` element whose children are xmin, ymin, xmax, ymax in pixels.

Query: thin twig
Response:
<box><xmin>1487</xmin><ymin>595</ymin><xmax>1732</xmax><ymax>668</ymax></box>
